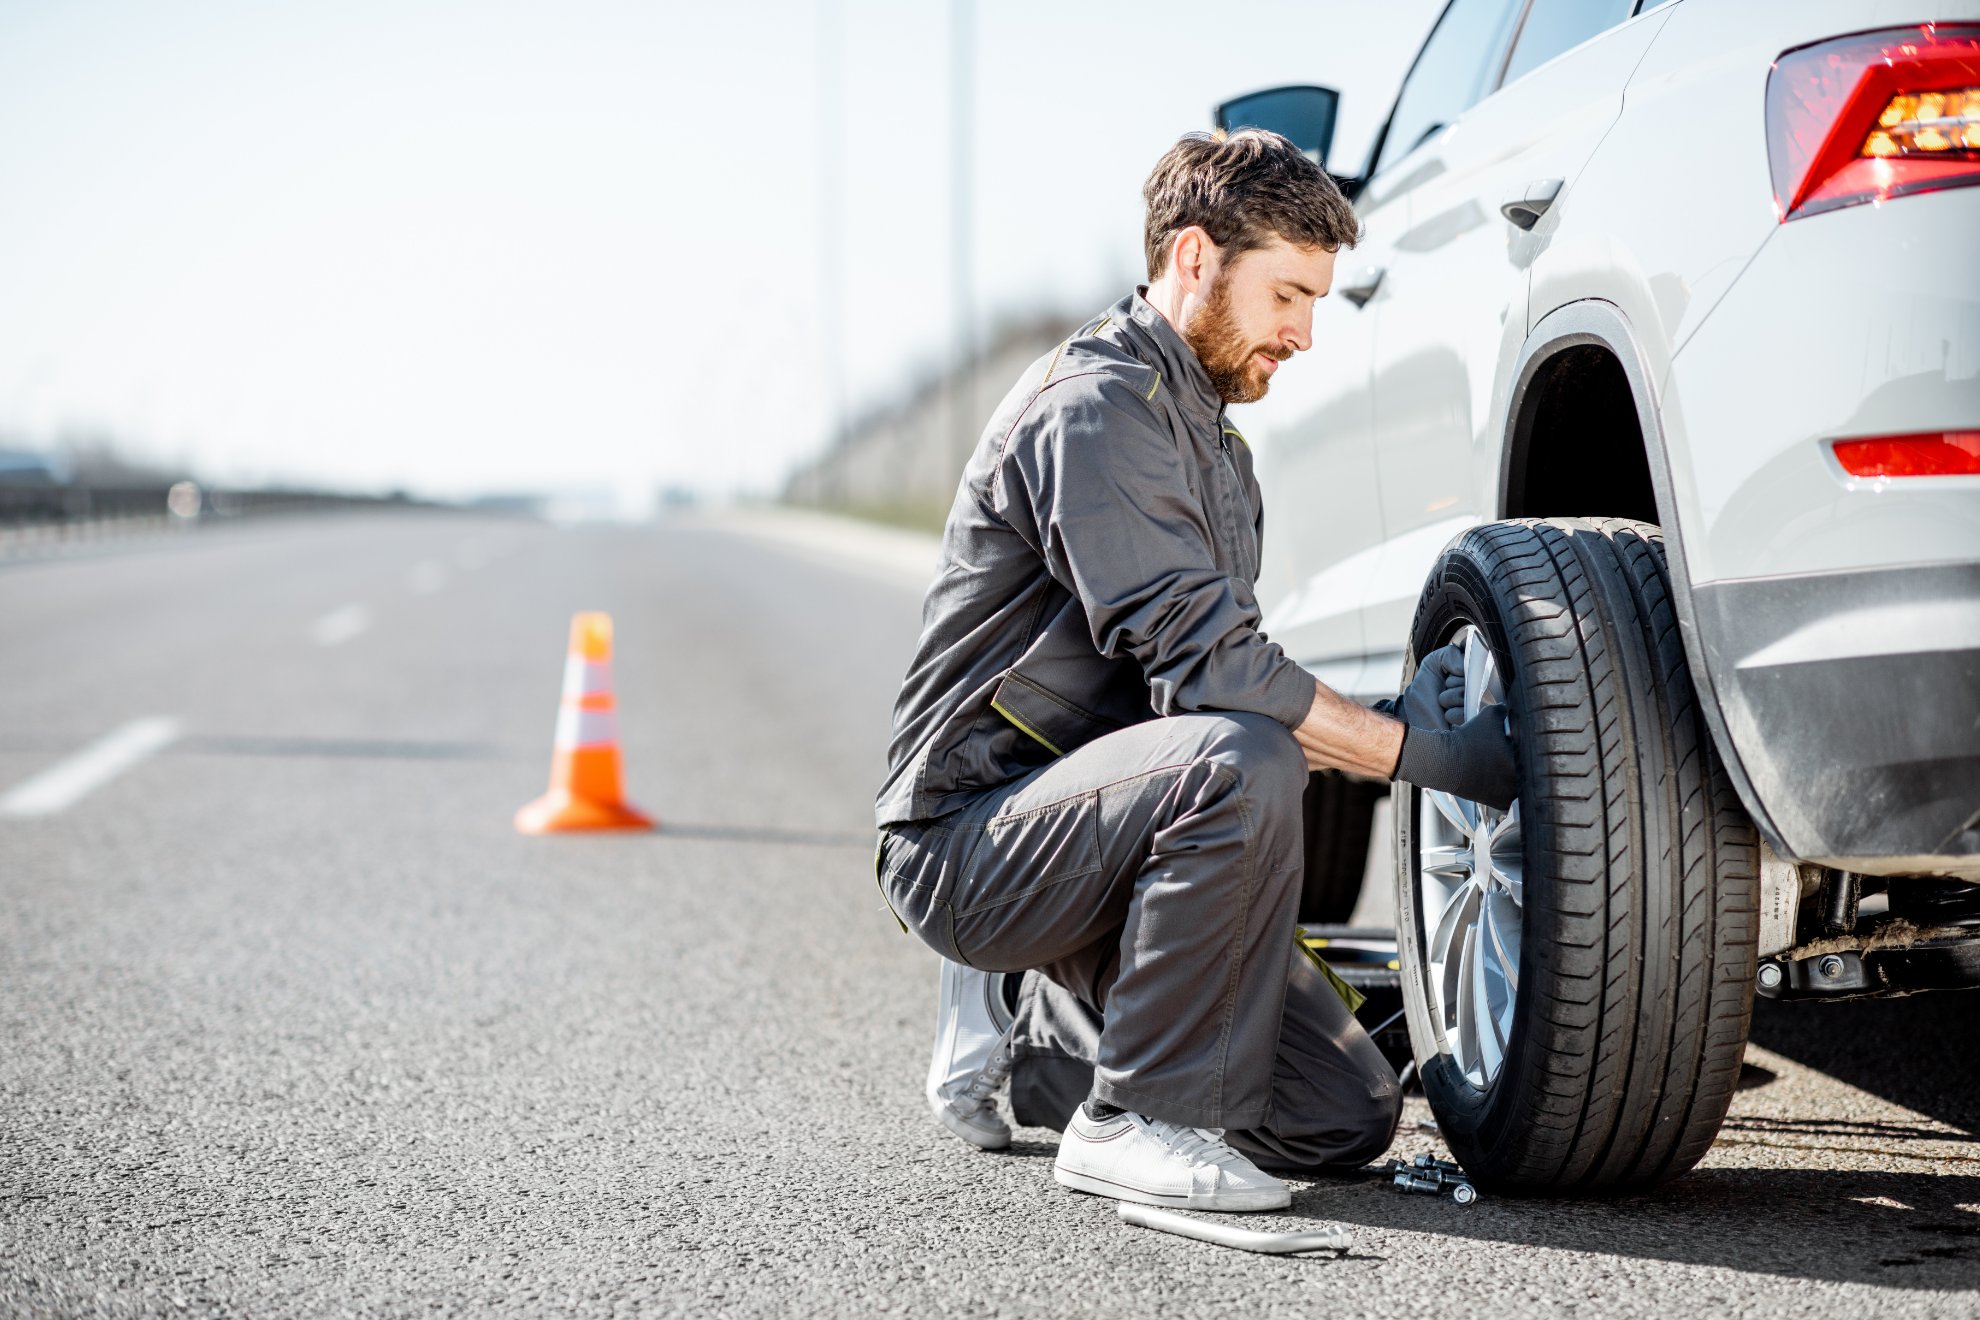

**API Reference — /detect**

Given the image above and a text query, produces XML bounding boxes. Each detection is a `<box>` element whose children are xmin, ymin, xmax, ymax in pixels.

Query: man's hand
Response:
<box><xmin>1293</xmin><ymin>641</ymin><xmax>1472</xmax><ymax>779</ymax></box>
<box><xmin>1295</xmin><ymin>674</ymin><xmax>1520</xmax><ymax>807</ymax></box>
<box><xmin>1391</xmin><ymin>643</ymin><xmax>1467</xmax><ymax>731</ymax></box>
<box><xmin>1391</xmin><ymin>704</ymin><xmax>1520</xmax><ymax>810</ymax></box>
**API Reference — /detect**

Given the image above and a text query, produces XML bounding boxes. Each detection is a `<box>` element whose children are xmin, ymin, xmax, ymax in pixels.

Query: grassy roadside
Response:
<box><xmin>784</xmin><ymin>499</ymin><xmax>949</xmax><ymax>537</ymax></box>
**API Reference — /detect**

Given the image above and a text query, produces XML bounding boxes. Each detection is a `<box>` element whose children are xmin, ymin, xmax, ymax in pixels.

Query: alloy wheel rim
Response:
<box><xmin>1415</xmin><ymin>624</ymin><xmax>1523</xmax><ymax>1091</ymax></box>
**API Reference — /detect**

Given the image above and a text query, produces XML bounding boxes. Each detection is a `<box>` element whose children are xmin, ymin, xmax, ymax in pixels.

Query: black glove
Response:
<box><xmin>1381</xmin><ymin>642</ymin><xmax>1468</xmax><ymax>731</ymax></box>
<box><xmin>1392</xmin><ymin>702</ymin><xmax>1519</xmax><ymax>810</ymax></box>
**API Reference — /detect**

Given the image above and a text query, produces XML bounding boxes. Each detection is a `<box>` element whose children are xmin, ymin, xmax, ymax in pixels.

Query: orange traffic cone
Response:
<box><xmin>514</xmin><ymin>612</ymin><xmax>655</xmax><ymax>833</ymax></box>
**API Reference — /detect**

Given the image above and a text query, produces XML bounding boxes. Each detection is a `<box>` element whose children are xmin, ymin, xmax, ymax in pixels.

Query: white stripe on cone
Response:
<box><xmin>554</xmin><ymin>705</ymin><xmax>619</xmax><ymax>749</ymax></box>
<box><xmin>561</xmin><ymin>659</ymin><xmax>612</xmax><ymax>701</ymax></box>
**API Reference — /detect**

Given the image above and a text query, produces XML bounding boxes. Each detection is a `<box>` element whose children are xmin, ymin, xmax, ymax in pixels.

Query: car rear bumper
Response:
<box><xmin>1692</xmin><ymin>560</ymin><xmax>1980</xmax><ymax>879</ymax></box>
<box><xmin>1662</xmin><ymin>186</ymin><xmax>1980</xmax><ymax>586</ymax></box>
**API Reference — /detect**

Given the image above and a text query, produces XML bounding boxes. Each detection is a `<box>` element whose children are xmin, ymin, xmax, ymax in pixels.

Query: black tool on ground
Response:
<box><xmin>1377</xmin><ymin>1153</ymin><xmax>1479</xmax><ymax>1205</ymax></box>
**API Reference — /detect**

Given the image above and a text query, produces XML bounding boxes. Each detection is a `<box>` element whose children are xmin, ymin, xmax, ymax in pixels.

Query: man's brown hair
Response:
<box><xmin>1142</xmin><ymin>129</ymin><xmax>1359</xmax><ymax>279</ymax></box>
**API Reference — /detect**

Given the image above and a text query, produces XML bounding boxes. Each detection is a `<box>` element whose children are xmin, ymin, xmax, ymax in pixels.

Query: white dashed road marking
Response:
<box><xmin>311</xmin><ymin>603</ymin><xmax>372</xmax><ymax>646</ymax></box>
<box><xmin>0</xmin><ymin>716</ymin><xmax>183</xmax><ymax>818</ymax></box>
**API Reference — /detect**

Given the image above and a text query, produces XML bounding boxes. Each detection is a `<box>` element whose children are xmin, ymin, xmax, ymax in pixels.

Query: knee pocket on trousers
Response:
<box><xmin>953</xmin><ymin>796</ymin><xmax>1101</xmax><ymax>918</ymax></box>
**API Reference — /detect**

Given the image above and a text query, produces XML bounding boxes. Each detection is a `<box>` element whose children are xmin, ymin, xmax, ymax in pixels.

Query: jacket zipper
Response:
<box><xmin>1215</xmin><ymin>424</ymin><xmax>1250</xmax><ymax>578</ymax></box>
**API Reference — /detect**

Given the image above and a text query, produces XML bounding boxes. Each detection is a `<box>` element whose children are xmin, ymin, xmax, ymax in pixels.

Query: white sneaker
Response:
<box><xmin>926</xmin><ymin>960</ymin><xmax>1016</xmax><ymax>1150</ymax></box>
<box><xmin>1054</xmin><ymin>1108</ymin><xmax>1291</xmax><ymax>1212</ymax></box>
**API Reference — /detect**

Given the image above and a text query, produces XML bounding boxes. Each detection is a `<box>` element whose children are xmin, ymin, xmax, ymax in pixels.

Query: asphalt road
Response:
<box><xmin>2</xmin><ymin>510</ymin><xmax>1976</xmax><ymax>1318</ymax></box>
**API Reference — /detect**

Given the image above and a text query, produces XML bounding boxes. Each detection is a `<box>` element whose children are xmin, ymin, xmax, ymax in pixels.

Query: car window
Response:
<box><xmin>1370</xmin><ymin>0</ymin><xmax>1527</xmax><ymax>179</ymax></box>
<box><xmin>1500</xmin><ymin>0</ymin><xmax>1636</xmax><ymax>87</ymax></box>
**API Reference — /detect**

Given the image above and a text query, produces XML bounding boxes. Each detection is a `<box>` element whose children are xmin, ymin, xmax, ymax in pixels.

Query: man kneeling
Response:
<box><xmin>874</xmin><ymin>131</ymin><xmax>1516</xmax><ymax>1212</ymax></box>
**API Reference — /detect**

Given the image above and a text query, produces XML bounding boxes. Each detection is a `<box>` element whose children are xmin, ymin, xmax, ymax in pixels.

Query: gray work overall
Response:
<box><xmin>875</xmin><ymin>289</ymin><xmax>1400</xmax><ymax>1170</ymax></box>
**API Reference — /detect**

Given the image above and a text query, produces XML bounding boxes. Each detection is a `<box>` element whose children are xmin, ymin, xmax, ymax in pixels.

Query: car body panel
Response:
<box><xmin>1249</xmin><ymin>0</ymin><xmax>1980</xmax><ymax>870</ymax></box>
<box><xmin>1694</xmin><ymin>561</ymin><xmax>1980</xmax><ymax>880</ymax></box>
<box><xmin>1368</xmin><ymin>4</ymin><xmax>1673</xmax><ymax>652</ymax></box>
<box><xmin>1246</xmin><ymin>0</ymin><xmax>1672</xmax><ymax>677</ymax></box>
<box><xmin>1239</xmin><ymin>267</ymin><xmax>1383</xmax><ymax>669</ymax></box>
<box><xmin>1665</xmin><ymin>186</ymin><xmax>1980</xmax><ymax>583</ymax></box>
<box><xmin>1512</xmin><ymin>0</ymin><xmax>1980</xmax><ymax>874</ymax></box>
<box><xmin>1241</xmin><ymin>138</ymin><xmax>1419</xmax><ymax>669</ymax></box>
<box><xmin>1668</xmin><ymin>184</ymin><xmax>1980</xmax><ymax>877</ymax></box>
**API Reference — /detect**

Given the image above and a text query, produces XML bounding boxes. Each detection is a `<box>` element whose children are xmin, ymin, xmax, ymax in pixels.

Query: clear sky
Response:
<box><xmin>0</xmin><ymin>0</ymin><xmax>1441</xmax><ymax>505</ymax></box>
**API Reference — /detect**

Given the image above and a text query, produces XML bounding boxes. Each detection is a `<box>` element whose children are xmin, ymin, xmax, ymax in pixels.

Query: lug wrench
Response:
<box><xmin>1116</xmin><ymin>1202</ymin><xmax>1355</xmax><ymax>1254</ymax></box>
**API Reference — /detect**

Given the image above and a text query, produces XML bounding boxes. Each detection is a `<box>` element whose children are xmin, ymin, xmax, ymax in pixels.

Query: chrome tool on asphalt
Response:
<box><xmin>1379</xmin><ymin>1153</ymin><xmax>1478</xmax><ymax>1205</ymax></box>
<box><xmin>1115</xmin><ymin>1202</ymin><xmax>1354</xmax><ymax>1255</ymax></box>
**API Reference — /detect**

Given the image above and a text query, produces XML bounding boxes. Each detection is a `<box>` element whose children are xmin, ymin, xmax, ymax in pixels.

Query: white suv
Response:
<box><xmin>1222</xmin><ymin>0</ymin><xmax>1980</xmax><ymax>1193</ymax></box>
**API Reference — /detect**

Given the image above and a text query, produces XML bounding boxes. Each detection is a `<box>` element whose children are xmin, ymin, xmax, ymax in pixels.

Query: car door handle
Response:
<box><xmin>1340</xmin><ymin>265</ymin><xmax>1385</xmax><ymax>308</ymax></box>
<box><xmin>1499</xmin><ymin>178</ymin><xmax>1564</xmax><ymax>230</ymax></box>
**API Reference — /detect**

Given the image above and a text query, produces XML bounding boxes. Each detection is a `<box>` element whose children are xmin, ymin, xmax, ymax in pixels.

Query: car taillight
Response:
<box><xmin>1767</xmin><ymin>24</ymin><xmax>1980</xmax><ymax>221</ymax></box>
<box><xmin>1832</xmin><ymin>431</ymin><xmax>1980</xmax><ymax>477</ymax></box>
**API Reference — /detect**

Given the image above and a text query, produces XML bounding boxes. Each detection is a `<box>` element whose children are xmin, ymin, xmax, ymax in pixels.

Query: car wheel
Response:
<box><xmin>1299</xmin><ymin>771</ymin><xmax>1384</xmax><ymax>924</ymax></box>
<box><xmin>1394</xmin><ymin>517</ymin><xmax>1760</xmax><ymax>1193</ymax></box>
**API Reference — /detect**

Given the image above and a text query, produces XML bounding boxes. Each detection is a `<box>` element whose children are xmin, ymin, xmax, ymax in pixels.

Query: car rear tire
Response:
<box><xmin>1299</xmin><ymin>771</ymin><xmax>1384</xmax><ymax>924</ymax></box>
<box><xmin>1395</xmin><ymin>517</ymin><xmax>1760</xmax><ymax>1193</ymax></box>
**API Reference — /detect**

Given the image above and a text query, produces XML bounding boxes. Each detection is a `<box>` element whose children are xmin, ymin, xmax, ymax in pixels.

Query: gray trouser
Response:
<box><xmin>880</xmin><ymin>712</ymin><xmax>1401</xmax><ymax>1170</ymax></box>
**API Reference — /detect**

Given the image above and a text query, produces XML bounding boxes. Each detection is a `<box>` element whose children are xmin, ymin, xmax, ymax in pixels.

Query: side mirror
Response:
<box><xmin>1214</xmin><ymin>85</ymin><xmax>1341</xmax><ymax>167</ymax></box>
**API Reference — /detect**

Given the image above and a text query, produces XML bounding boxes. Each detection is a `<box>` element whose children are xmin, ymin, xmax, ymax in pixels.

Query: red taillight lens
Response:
<box><xmin>1832</xmin><ymin>431</ymin><xmax>1980</xmax><ymax>477</ymax></box>
<box><xmin>1767</xmin><ymin>25</ymin><xmax>1980</xmax><ymax>221</ymax></box>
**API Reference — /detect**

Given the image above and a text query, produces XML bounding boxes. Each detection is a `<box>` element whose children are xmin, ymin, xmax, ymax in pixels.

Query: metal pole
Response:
<box><xmin>815</xmin><ymin>0</ymin><xmax>847</xmax><ymax>506</ymax></box>
<box><xmin>949</xmin><ymin>0</ymin><xmax>975</xmax><ymax>469</ymax></box>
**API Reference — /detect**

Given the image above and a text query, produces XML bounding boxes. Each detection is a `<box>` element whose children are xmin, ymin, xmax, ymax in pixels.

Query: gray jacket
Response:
<box><xmin>876</xmin><ymin>289</ymin><xmax>1317</xmax><ymax>828</ymax></box>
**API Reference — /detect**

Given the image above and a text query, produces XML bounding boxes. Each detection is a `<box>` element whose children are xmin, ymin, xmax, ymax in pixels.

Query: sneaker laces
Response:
<box><xmin>1146</xmin><ymin>1118</ymin><xmax>1245</xmax><ymax>1171</ymax></box>
<box><xmin>957</xmin><ymin>1032</ymin><xmax>1014</xmax><ymax>1109</ymax></box>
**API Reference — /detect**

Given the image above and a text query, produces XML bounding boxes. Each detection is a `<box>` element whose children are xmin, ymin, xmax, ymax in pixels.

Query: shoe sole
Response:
<box><xmin>1053</xmin><ymin>1164</ymin><xmax>1289</xmax><ymax>1213</ymax></box>
<box><xmin>931</xmin><ymin>1097</ymin><xmax>1010</xmax><ymax>1151</ymax></box>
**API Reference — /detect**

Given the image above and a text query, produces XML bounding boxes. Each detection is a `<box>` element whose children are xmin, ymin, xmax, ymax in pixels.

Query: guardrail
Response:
<box><xmin>0</xmin><ymin>482</ymin><xmax>435</xmax><ymax>558</ymax></box>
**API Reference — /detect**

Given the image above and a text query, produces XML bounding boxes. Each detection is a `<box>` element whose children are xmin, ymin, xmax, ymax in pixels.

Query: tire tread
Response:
<box><xmin>1398</xmin><ymin>517</ymin><xmax>1758</xmax><ymax>1194</ymax></box>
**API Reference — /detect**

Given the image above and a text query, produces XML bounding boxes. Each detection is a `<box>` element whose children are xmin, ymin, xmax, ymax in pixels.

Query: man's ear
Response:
<box><xmin>1172</xmin><ymin>225</ymin><xmax>1217</xmax><ymax>295</ymax></box>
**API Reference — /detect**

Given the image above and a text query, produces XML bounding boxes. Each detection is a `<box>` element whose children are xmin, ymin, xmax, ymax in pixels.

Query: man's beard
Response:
<box><xmin>1183</xmin><ymin>275</ymin><xmax>1289</xmax><ymax>405</ymax></box>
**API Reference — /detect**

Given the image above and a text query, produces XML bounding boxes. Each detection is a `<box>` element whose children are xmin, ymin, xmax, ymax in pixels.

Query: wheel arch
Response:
<box><xmin>1497</xmin><ymin>299</ymin><xmax>1784</xmax><ymax>851</ymax></box>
